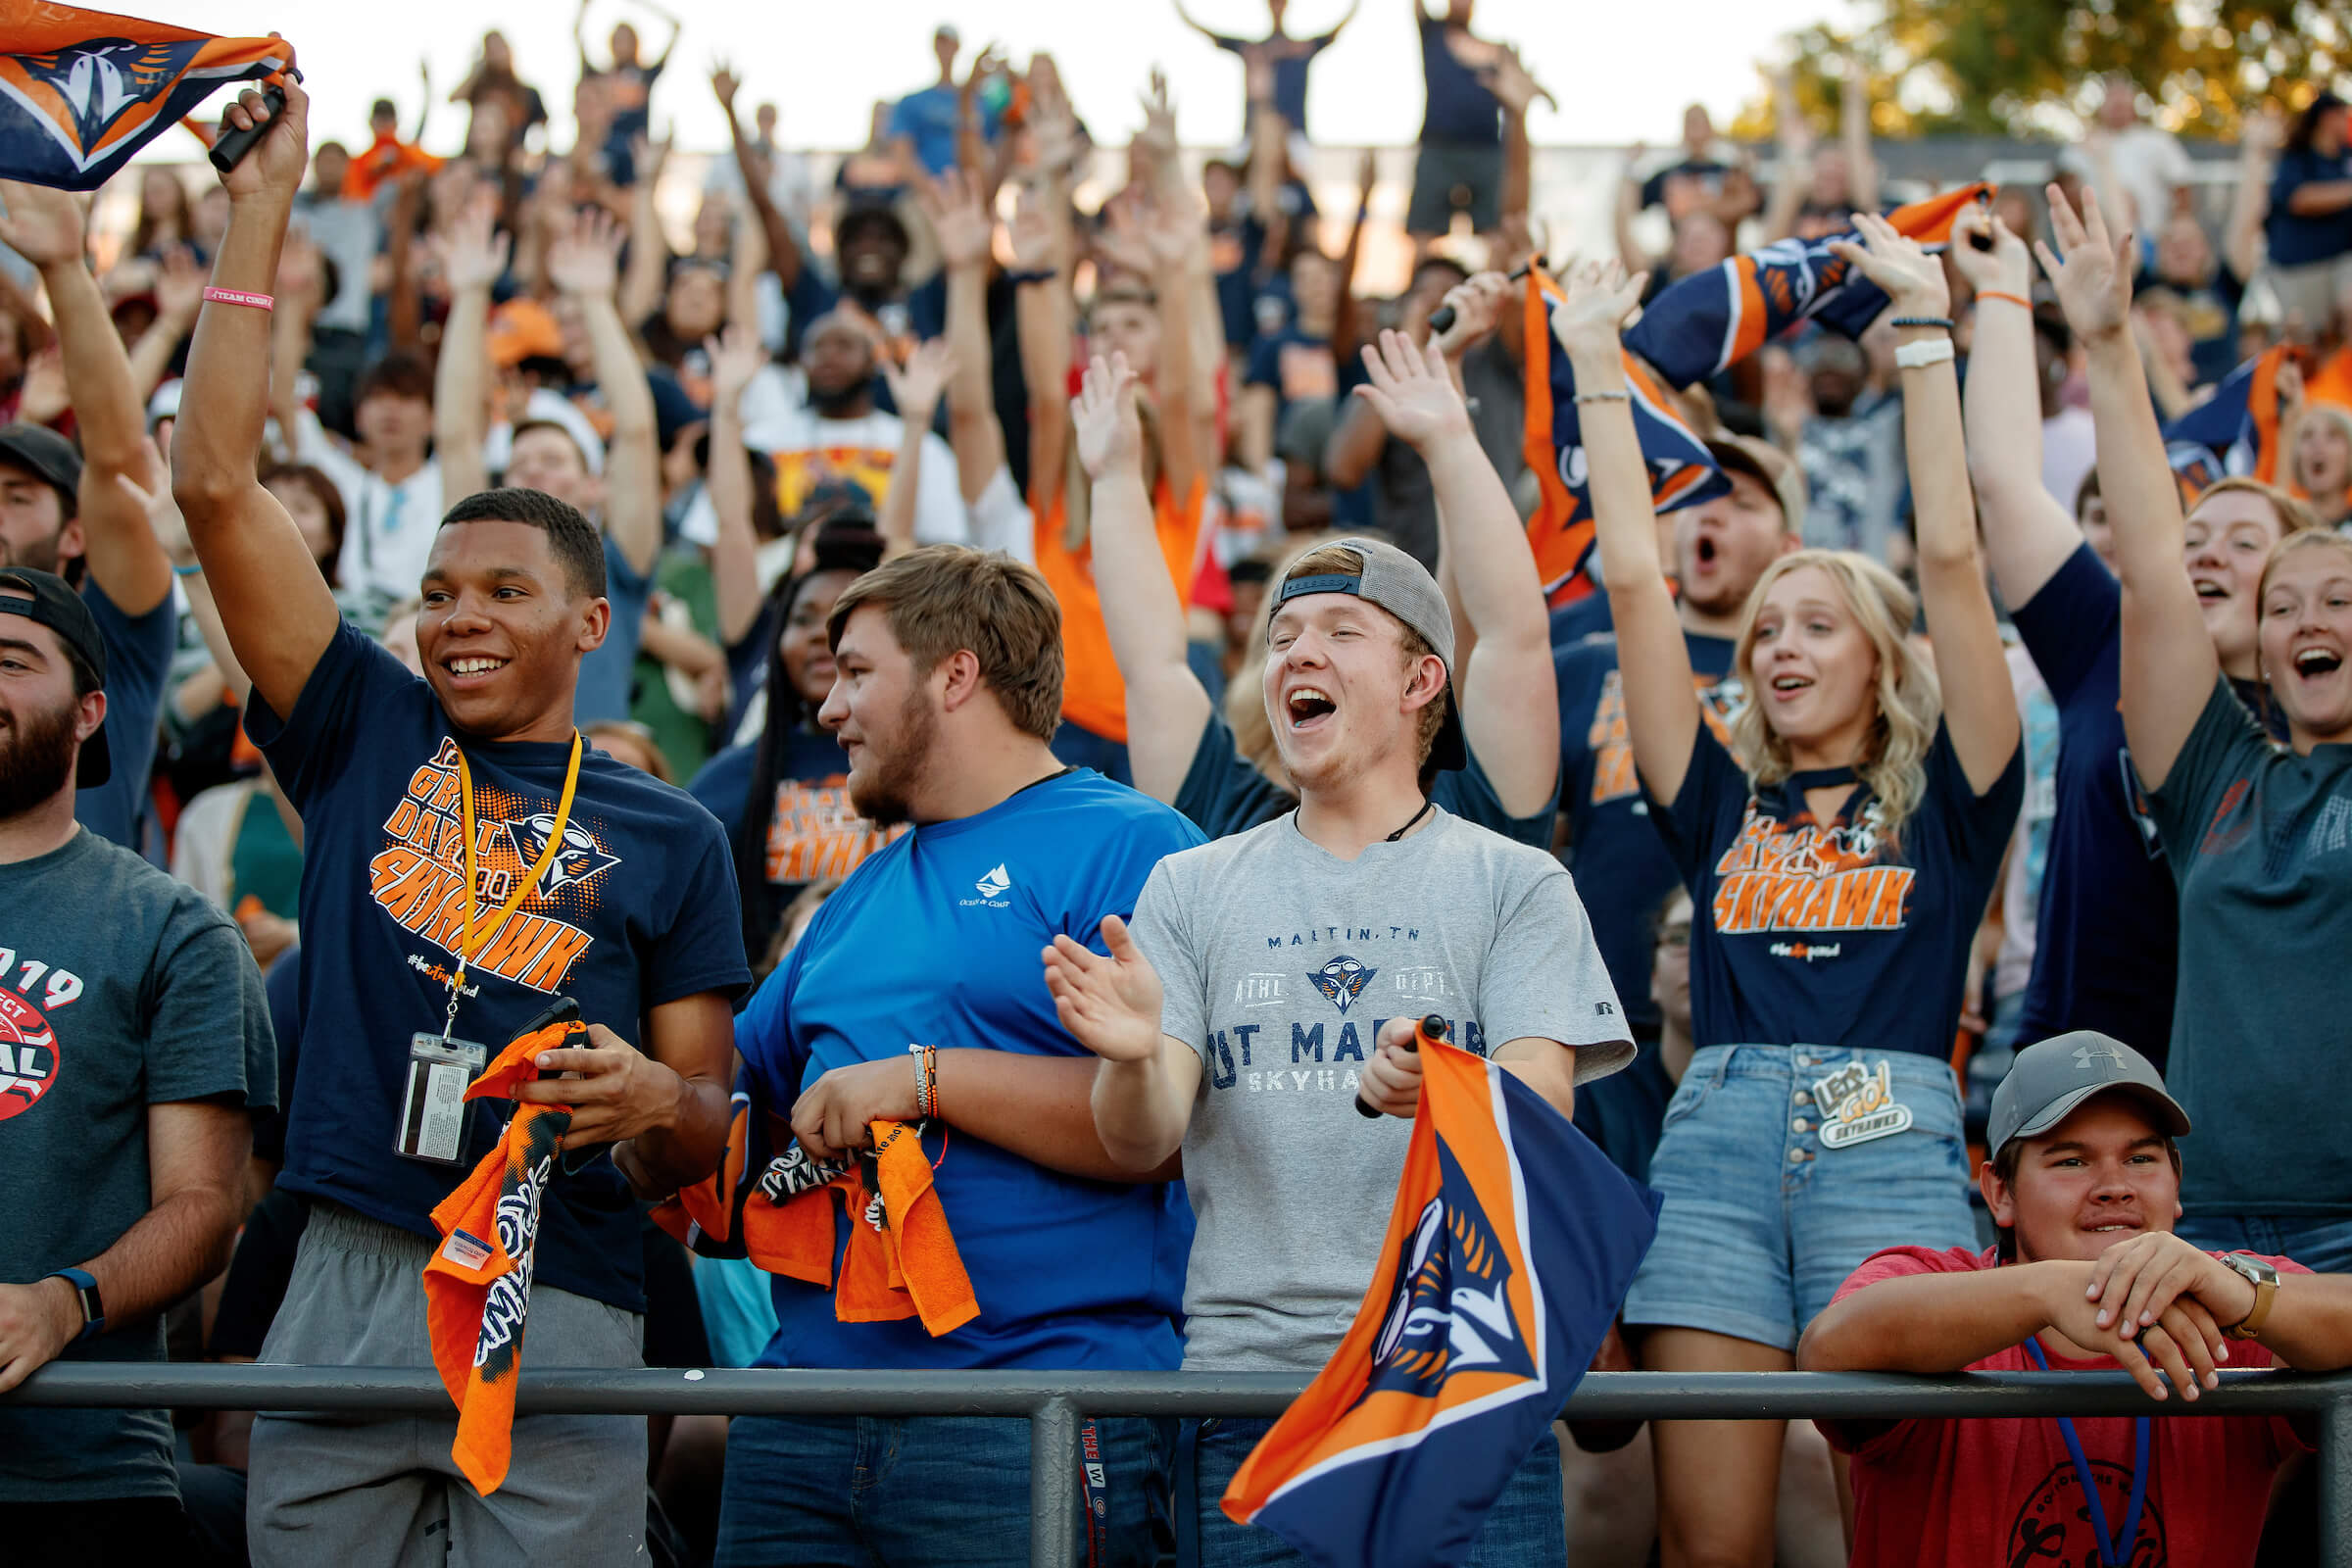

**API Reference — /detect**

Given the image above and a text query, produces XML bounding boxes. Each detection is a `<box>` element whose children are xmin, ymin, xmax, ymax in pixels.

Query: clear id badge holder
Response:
<box><xmin>397</xmin><ymin>1032</ymin><xmax>490</xmax><ymax>1165</ymax></box>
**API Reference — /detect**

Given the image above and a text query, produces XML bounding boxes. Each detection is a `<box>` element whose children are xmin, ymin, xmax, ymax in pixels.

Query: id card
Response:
<box><xmin>1811</xmin><ymin>1058</ymin><xmax>1914</xmax><ymax>1150</ymax></box>
<box><xmin>397</xmin><ymin>1033</ymin><xmax>489</xmax><ymax>1165</ymax></box>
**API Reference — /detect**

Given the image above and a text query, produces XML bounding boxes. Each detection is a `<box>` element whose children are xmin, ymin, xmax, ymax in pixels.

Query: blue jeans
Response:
<box><xmin>1623</xmin><ymin>1045</ymin><xmax>1976</xmax><ymax>1349</ymax></box>
<box><xmin>1177</xmin><ymin>1418</ymin><xmax>1563</xmax><ymax>1567</ymax></box>
<box><xmin>716</xmin><ymin>1413</ymin><xmax>1175</xmax><ymax>1567</ymax></box>
<box><xmin>2175</xmin><ymin>1213</ymin><xmax>2352</xmax><ymax>1274</ymax></box>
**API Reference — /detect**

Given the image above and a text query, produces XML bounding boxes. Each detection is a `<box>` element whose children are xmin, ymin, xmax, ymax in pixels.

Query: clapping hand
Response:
<box><xmin>1042</xmin><ymin>915</ymin><xmax>1168</xmax><ymax>1066</ymax></box>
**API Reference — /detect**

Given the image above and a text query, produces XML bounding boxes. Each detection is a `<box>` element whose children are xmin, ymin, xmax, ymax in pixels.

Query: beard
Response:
<box><xmin>846</xmin><ymin>686</ymin><xmax>939</xmax><ymax>827</ymax></box>
<box><xmin>0</xmin><ymin>693</ymin><xmax>80</xmax><ymax>818</ymax></box>
<box><xmin>0</xmin><ymin>526</ymin><xmax>67</xmax><ymax>575</ymax></box>
<box><xmin>808</xmin><ymin>379</ymin><xmax>870</xmax><ymax>417</ymax></box>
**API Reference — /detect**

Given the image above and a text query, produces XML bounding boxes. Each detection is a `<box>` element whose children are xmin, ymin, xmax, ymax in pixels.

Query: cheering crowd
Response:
<box><xmin>6</xmin><ymin>3</ymin><xmax>2352</xmax><ymax>1565</ymax></box>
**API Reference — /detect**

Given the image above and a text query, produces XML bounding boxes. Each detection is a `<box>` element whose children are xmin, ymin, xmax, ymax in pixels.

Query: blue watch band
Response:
<box><xmin>45</xmin><ymin>1266</ymin><xmax>101</xmax><ymax>1340</ymax></box>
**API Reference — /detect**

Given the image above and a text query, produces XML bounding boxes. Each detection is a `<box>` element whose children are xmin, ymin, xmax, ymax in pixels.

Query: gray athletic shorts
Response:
<box><xmin>1407</xmin><ymin>140</ymin><xmax>1504</xmax><ymax>236</ymax></box>
<box><xmin>246</xmin><ymin>1200</ymin><xmax>648</xmax><ymax>1568</ymax></box>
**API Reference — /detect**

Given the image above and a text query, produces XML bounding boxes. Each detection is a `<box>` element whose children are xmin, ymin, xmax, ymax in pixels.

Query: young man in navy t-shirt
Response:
<box><xmin>175</xmin><ymin>81</ymin><xmax>748</xmax><ymax>1568</ymax></box>
<box><xmin>0</xmin><ymin>178</ymin><xmax>179</xmax><ymax>852</ymax></box>
<box><xmin>716</xmin><ymin>544</ymin><xmax>1202</xmax><ymax>1568</ymax></box>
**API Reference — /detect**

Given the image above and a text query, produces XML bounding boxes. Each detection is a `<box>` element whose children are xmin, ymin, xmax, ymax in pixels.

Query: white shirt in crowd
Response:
<box><xmin>297</xmin><ymin>412</ymin><xmax>445</xmax><ymax>607</ymax></box>
<box><xmin>2059</xmin><ymin>125</ymin><xmax>2195</xmax><ymax>233</ymax></box>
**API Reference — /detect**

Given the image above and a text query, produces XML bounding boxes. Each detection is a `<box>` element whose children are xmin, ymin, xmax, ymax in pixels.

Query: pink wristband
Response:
<box><xmin>202</xmin><ymin>286</ymin><xmax>273</xmax><ymax>312</ymax></box>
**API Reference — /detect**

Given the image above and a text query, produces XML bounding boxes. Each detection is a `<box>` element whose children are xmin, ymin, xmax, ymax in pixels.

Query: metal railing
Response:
<box><xmin>12</xmin><ymin>1363</ymin><xmax>2352</xmax><ymax>1567</ymax></box>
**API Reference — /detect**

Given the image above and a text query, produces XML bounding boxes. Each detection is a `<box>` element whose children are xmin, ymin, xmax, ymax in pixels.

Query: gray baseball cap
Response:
<box><xmin>1272</xmin><ymin>536</ymin><xmax>1466</xmax><ymax>773</ymax></box>
<box><xmin>1987</xmin><ymin>1030</ymin><xmax>2191</xmax><ymax>1158</ymax></box>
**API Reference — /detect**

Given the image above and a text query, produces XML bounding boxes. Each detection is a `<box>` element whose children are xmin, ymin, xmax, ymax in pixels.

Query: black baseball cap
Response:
<box><xmin>1987</xmin><ymin>1031</ymin><xmax>2190</xmax><ymax>1159</ymax></box>
<box><xmin>0</xmin><ymin>422</ymin><xmax>81</xmax><ymax>512</ymax></box>
<box><xmin>0</xmin><ymin>568</ymin><xmax>109</xmax><ymax>786</ymax></box>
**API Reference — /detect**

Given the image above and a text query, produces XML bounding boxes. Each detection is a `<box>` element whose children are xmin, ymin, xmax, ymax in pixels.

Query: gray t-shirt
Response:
<box><xmin>0</xmin><ymin>829</ymin><xmax>275</xmax><ymax>1502</ymax></box>
<box><xmin>1129</xmin><ymin>807</ymin><xmax>1632</xmax><ymax>1372</ymax></box>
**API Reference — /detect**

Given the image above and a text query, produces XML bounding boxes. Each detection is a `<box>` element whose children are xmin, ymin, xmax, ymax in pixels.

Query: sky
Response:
<box><xmin>147</xmin><ymin>0</ymin><xmax>1864</xmax><ymax>159</ymax></box>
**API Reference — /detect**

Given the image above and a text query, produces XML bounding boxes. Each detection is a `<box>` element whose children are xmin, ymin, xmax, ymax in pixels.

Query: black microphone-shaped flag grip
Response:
<box><xmin>1353</xmin><ymin>1013</ymin><xmax>1448</xmax><ymax>1118</ymax></box>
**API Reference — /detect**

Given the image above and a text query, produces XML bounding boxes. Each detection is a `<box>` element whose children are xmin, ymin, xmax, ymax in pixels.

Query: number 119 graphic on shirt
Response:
<box><xmin>0</xmin><ymin>950</ymin><xmax>87</xmax><ymax>1122</ymax></box>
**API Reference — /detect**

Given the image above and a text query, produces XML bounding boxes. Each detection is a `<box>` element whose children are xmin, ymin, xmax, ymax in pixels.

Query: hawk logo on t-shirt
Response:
<box><xmin>505</xmin><ymin>813</ymin><xmax>619</xmax><ymax>896</ymax></box>
<box><xmin>1310</xmin><ymin>956</ymin><xmax>1377</xmax><ymax>1014</ymax></box>
<box><xmin>367</xmin><ymin>739</ymin><xmax>608</xmax><ymax>995</ymax></box>
<box><xmin>1363</xmin><ymin>1142</ymin><xmax>1538</xmax><ymax>1400</ymax></box>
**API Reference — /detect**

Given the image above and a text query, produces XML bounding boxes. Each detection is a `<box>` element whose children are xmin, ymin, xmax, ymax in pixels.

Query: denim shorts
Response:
<box><xmin>1621</xmin><ymin>1044</ymin><xmax>1976</xmax><ymax>1350</ymax></box>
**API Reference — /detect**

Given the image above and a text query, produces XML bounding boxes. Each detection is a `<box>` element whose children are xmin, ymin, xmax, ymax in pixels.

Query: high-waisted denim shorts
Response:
<box><xmin>1620</xmin><ymin>1044</ymin><xmax>1976</xmax><ymax>1351</ymax></box>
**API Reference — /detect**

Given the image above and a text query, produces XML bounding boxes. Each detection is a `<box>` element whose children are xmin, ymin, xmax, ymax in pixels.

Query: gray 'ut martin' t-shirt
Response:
<box><xmin>1128</xmin><ymin>806</ymin><xmax>1634</xmax><ymax>1372</ymax></box>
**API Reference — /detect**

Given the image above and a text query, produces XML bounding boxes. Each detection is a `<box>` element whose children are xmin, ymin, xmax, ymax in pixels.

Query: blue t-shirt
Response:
<box><xmin>1418</xmin><ymin>17</ymin><xmax>1499</xmax><ymax>146</ymax></box>
<box><xmin>1211</xmin><ymin>31</ymin><xmax>1335</xmax><ymax>134</ymax></box>
<box><xmin>1555</xmin><ymin>627</ymin><xmax>1740</xmax><ymax>1034</ymax></box>
<box><xmin>2009</xmin><ymin>545</ymin><xmax>2179</xmax><ymax>1060</ymax></box>
<box><xmin>574</xmin><ymin>531</ymin><xmax>653</xmax><ymax>726</ymax></box>
<box><xmin>887</xmin><ymin>85</ymin><xmax>1000</xmax><ymax>178</ymax></box>
<box><xmin>1647</xmin><ymin>719</ymin><xmax>2023</xmax><ymax>1057</ymax></box>
<box><xmin>1175</xmin><ymin>707</ymin><xmax>1557</xmax><ymax>850</ymax></box>
<box><xmin>735</xmin><ymin>768</ymin><xmax>1201</xmax><ymax>1370</ymax></box>
<box><xmin>2138</xmin><ymin>264</ymin><xmax>2245</xmax><ymax>389</ymax></box>
<box><xmin>689</xmin><ymin>725</ymin><xmax>904</xmax><ymax>937</ymax></box>
<box><xmin>1547</xmin><ymin>590</ymin><xmax>1615</xmax><ymax>651</ymax></box>
<box><xmin>1244</xmin><ymin>328</ymin><xmax>1336</xmax><ymax>447</ymax></box>
<box><xmin>246</xmin><ymin>622</ymin><xmax>751</xmax><ymax>1310</ymax></box>
<box><xmin>2267</xmin><ymin>146</ymin><xmax>2352</xmax><ymax>269</ymax></box>
<box><xmin>78</xmin><ymin>579</ymin><xmax>174</xmax><ymax>850</ymax></box>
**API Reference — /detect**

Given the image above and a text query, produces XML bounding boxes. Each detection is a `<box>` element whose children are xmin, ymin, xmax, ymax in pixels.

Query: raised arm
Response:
<box><xmin>264</xmin><ymin>226</ymin><xmax>324</xmax><ymax>466</ymax></box>
<box><xmin>1951</xmin><ymin>202</ymin><xmax>2081</xmax><ymax>607</ymax></box>
<box><xmin>1553</xmin><ymin>262</ymin><xmax>1700</xmax><ymax>803</ymax></box>
<box><xmin>428</xmin><ymin>195</ymin><xmax>510</xmax><ymax>506</ymax></box>
<box><xmin>171</xmin><ymin>79</ymin><xmax>342</xmax><ymax>724</ymax></box>
<box><xmin>125</xmin><ymin>247</ymin><xmax>202</xmax><ymax>409</ymax></box>
<box><xmin>875</xmin><ymin>341</ymin><xmax>955</xmax><ymax>559</ymax></box>
<box><xmin>1614</xmin><ymin>152</ymin><xmax>1654</xmax><ymax>273</ymax></box>
<box><xmin>703</xmin><ymin>322</ymin><xmax>767</xmax><ymax>647</ymax></box>
<box><xmin>1354</xmin><ymin>322</ymin><xmax>1557</xmax><ymax>812</ymax></box>
<box><xmin>1832</xmin><ymin>213</ymin><xmax>2018</xmax><ymax>791</ymax></box>
<box><xmin>0</xmin><ymin>180</ymin><xmax>171</xmax><ymax>613</ymax></box>
<box><xmin>552</xmin><ymin>209</ymin><xmax>661</xmax><ymax>578</ymax></box>
<box><xmin>921</xmin><ymin>171</ymin><xmax>1010</xmax><ymax>506</ymax></box>
<box><xmin>619</xmin><ymin>133</ymin><xmax>670</xmax><ymax>334</ymax></box>
<box><xmin>1074</xmin><ymin>354</ymin><xmax>1211</xmax><ymax>804</ymax></box>
<box><xmin>2226</xmin><ymin>109</ymin><xmax>2281</xmax><ymax>284</ymax></box>
<box><xmin>712</xmin><ymin>64</ymin><xmax>805</xmax><ymax>295</ymax></box>
<box><xmin>1010</xmin><ymin>184</ymin><xmax>1073</xmax><ymax>503</ymax></box>
<box><xmin>2036</xmin><ymin>185</ymin><xmax>2213</xmax><ymax>791</ymax></box>
<box><xmin>1761</xmin><ymin>71</ymin><xmax>1810</xmax><ymax>243</ymax></box>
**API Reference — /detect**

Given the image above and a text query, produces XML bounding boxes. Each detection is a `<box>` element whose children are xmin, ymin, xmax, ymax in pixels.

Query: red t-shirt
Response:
<box><xmin>1824</xmin><ymin>1246</ymin><xmax>2312</xmax><ymax>1568</ymax></box>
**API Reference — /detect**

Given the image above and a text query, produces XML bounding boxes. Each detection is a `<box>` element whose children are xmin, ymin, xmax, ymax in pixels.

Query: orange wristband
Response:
<box><xmin>1977</xmin><ymin>290</ymin><xmax>2032</xmax><ymax>309</ymax></box>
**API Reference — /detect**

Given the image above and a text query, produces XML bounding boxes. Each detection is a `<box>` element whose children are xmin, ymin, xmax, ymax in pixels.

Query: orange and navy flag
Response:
<box><xmin>1221</xmin><ymin>1042</ymin><xmax>1660</xmax><ymax>1568</ymax></box>
<box><xmin>421</xmin><ymin>1005</ymin><xmax>582</xmax><ymax>1496</ymax></box>
<box><xmin>1624</xmin><ymin>184</ymin><xmax>1991</xmax><ymax>388</ymax></box>
<box><xmin>1520</xmin><ymin>266</ymin><xmax>1725</xmax><ymax>611</ymax></box>
<box><xmin>0</xmin><ymin>4</ymin><xmax>287</xmax><ymax>190</ymax></box>
<box><xmin>2164</xmin><ymin>343</ymin><xmax>2297</xmax><ymax>500</ymax></box>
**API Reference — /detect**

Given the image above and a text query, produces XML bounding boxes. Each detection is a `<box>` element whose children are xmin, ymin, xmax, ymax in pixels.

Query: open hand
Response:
<box><xmin>919</xmin><ymin>167</ymin><xmax>995</xmax><ymax>273</ymax></box>
<box><xmin>705</xmin><ymin>322</ymin><xmax>767</xmax><ymax>410</ymax></box>
<box><xmin>547</xmin><ymin>207</ymin><xmax>624</xmax><ymax>299</ymax></box>
<box><xmin>1070</xmin><ymin>352</ymin><xmax>1144</xmax><ymax>480</ymax></box>
<box><xmin>432</xmin><ymin>193</ymin><xmax>511</xmax><ymax>294</ymax></box>
<box><xmin>2033</xmin><ymin>182</ymin><xmax>2132</xmax><ymax>345</ymax></box>
<box><xmin>879</xmin><ymin>337</ymin><xmax>956</xmax><ymax>423</ymax></box>
<box><xmin>154</xmin><ymin>245</ymin><xmax>207</xmax><ymax>326</ymax></box>
<box><xmin>1042</xmin><ymin>914</ymin><xmax>1167</xmax><ymax>1065</ymax></box>
<box><xmin>0</xmin><ymin>180</ymin><xmax>86</xmax><ymax>270</ymax></box>
<box><xmin>1137</xmin><ymin>68</ymin><xmax>1179</xmax><ymax>161</ymax></box>
<box><xmin>1546</xmin><ymin>257</ymin><xmax>1648</xmax><ymax>362</ymax></box>
<box><xmin>710</xmin><ymin>60</ymin><xmax>740</xmax><ymax>112</ymax></box>
<box><xmin>1354</xmin><ymin>328</ymin><xmax>1471</xmax><ymax>451</ymax></box>
<box><xmin>1827</xmin><ymin>209</ymin><xmax>1950</xmax><ymax>318</ymax></box>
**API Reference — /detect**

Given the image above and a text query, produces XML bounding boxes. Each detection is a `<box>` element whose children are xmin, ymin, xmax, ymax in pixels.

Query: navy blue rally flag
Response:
<box><xmin>0</xmin><ymin>4</ymin><xmax>288</xmax><ymax>190</ymax></box>
<box><xmin>1222</xmin><ymin>1041</ymin><xmax>1661</xmax><ymax>1568</ymax></box>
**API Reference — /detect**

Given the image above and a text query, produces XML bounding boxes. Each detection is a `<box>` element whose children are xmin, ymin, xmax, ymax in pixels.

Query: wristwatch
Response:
<box><xmin>2219</xmin><ymin>1252</ymin><xmax>2279</xmax><ymax>1342</ymax></box>
<box><xmin>43</xmin><ymin>1266</ymin><xmax>103</xmax><ymax>1342</ymax></box>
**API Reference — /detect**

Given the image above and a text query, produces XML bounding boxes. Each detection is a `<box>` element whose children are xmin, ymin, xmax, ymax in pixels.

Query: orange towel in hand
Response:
<box><xmin>653</xmin><ymin>1112</ymin><xmax>978</xmax><ymax>1337</ymax></box>
<box><xmin>421</xmin><ymin>1013</ymin><xmax>581</xmax><ymax>1495</ymax></box>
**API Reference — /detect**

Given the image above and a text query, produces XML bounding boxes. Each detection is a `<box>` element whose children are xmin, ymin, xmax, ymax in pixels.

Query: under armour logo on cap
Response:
<box><xmin>2072</xmin><ymin>1041</ymin><xmax>2127</xmax><ymax>1071</ymax></box>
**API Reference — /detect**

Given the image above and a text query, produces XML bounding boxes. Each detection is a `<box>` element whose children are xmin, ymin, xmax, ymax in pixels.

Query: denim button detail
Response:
<box><xmin>1791</xmin><ymin>1118</ymin><xmax>1810</xmax><ymax>1133</ymax></box>
<box><xmin>1788</xmin><ymin>1148</ymin><xmax>1806</xmax><ymax>1162</ymax></box>
<box><xmin>1792</xmin><ymin>1090</ymin><xmax>1812</xmax><ymax>1105</ymax></box>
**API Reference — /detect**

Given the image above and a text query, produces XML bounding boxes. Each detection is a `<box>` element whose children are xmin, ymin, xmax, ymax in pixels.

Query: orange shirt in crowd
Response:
<box><xmin>341</xmin><ymin>131</ymin><xmax>443</xmax><ymax>203</ymax></box>
<box><xmin>1031</xmin><ymin>475</ymin><xmax>1207</xmax><ymax>744</ymax></box>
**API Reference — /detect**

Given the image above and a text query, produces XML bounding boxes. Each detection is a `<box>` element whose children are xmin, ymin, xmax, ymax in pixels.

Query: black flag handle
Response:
<box><xmin>209</xmin><ymin>76</ymin><xmax>294</xmax><ymax>175</ymax></box>
<box><xmin>1355</xmin><ymin>1013</ymin><xmax>1448</xmax><ymax>1119</ymax></box>
<box><xmin>1426</xmin><ymin>257</ymin><xmax>1546</xmax><ymax>338</ymax></box>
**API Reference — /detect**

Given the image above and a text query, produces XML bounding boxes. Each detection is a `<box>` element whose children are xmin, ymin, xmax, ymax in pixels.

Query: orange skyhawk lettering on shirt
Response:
<box><xmin>763</xmin><ymin>779</ymin><xmax>905</xmax><ymax>884</ymax></box>
<box><xmin>365</xmin><ymin>737</ymin><xmax>605</xmax><ymax>994</ymax></box>
<box><xmin>1708</xmin><ymin>807</ymin><xmax>1914</xmax><ymax>937</ymax></box>
<box><xmin>1587</xmin><ymin>669</ymin><xmax>1740</xmax><ymax>806</ymax></box>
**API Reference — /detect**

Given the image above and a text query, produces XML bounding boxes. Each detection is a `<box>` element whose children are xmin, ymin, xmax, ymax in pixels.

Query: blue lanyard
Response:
<box><xmin>2022</xmin><ymin>1339</ymin><xmax>2150</xmax><ymax>1568</ymax></box>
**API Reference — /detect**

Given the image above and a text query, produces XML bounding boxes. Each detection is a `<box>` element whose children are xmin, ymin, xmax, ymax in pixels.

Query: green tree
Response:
<box><xmin>1734</xmin><ymin>0</ymin><xmax>2346</xmax><ymax>140</ymax></box>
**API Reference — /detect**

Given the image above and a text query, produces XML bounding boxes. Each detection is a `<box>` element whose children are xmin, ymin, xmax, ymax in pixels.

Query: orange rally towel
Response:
<box><xmin>421</xmin><ymin>1013</ymin><xmax>581</xmax><ymax>1495</ymax></box>
<box><xmin>653</xmin><ymin>1115</ymin><xmax>978</xmax><ymax>1337</ymax></box>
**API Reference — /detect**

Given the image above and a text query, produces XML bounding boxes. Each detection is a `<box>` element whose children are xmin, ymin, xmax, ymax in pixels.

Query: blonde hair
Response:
<box><xmin>1224</xmin><ymin>530</ymin><xmax>1404</xmax><ymax>787</ymax></box>
<box><xmin>2258</xmin><ymin>526</ymin><xmax>2352</xmax><ymax>610</ymax></box>
<box><xmin>1275</xmin><ymin>543</ymin><xmax>1448</xmax><ymax>766</ymax></box>
<box><xmin>2191</xmin><ymin>475</ymin><xmax>2323</xmax><ymax>540</ymax></box>
<box><xmin>2292</xmin><ymin>404</ymin><xmax>2352</xmax><ymax>496</ymax></box>
<box><xmin>1727</xmin><ymin>549</ymin><xmax>1940</xmax><ymax>835</ymax></box>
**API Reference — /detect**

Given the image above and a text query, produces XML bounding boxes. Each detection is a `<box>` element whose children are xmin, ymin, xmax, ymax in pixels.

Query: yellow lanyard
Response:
<box><xmin>441</xmin><ymin>730</ymin><xmax>584</xmax><ymax>1041</ymax></box>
